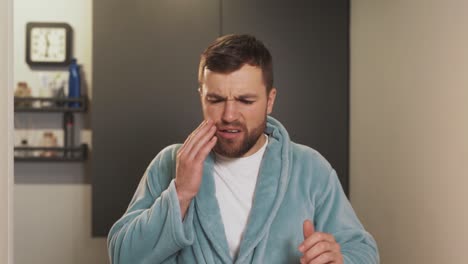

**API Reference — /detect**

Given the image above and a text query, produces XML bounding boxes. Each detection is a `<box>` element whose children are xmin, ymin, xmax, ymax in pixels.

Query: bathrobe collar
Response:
<box><xmin>194</xmin><ymin>116</ymin><xmax>292</xmax><ymax>263</ymax></box>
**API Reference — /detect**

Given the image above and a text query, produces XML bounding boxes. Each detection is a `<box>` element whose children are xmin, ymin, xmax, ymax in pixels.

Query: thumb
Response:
<box><xmin>303</xmin><ymin>219</ymin><xmax>315</xmax><ymax>239</ymax></box>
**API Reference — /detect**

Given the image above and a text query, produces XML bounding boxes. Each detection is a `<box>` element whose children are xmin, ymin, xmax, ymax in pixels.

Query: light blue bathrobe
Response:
<box><xmin>108</xmin><ymin>116</ymin><xmax>379</xmax><ymax>263</ymax></box>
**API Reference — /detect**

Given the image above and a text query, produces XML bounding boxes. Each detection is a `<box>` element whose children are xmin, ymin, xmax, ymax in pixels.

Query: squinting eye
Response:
<box><xmin>240</xmin><ymin>100</ymin><xmax>255</xmax><ymax>105</ymax></box>
<box><xmin>207</xmin><ymin>99</ymin><xmax>223</xmax><ymax>104</ymax></box>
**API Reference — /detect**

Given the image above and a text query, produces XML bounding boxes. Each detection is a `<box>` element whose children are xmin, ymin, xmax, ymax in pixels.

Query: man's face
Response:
<box><xmin>199</xmin><ymin>64</ymin><xmax>276</xmax><ymax>157</ymax></box>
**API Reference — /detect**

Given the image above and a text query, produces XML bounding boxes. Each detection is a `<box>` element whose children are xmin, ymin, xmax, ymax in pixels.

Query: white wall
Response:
<box><xmin>1</xmin><ymin>0</ymin><xmax>14</xmax><ymax>262</ymax></box>
<box><xmin>13</xmin><ymin>0</ymin><xmax>108</xmax><ymax>263</ymax></box>
<box><xmin>351</xmin><ymin>0</ymin><xmax>468</xmax><ymax>263</ymax></box>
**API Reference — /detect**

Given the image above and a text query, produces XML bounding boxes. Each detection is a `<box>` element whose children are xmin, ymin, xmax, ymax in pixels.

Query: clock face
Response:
<box><xmin>30</xmin><ymin>27</ymin><xmax>67</xmax><ymax>62</ymax></box>
<box><xmin>26</xmin><ymin>22</ymin><xmax>72</xmax><ymax>66</ymax></box>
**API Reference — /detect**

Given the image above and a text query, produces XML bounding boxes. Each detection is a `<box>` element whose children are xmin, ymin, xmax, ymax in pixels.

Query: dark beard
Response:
<box><xmin>214</xmin><ymin>117</ymin><xmax>266</xmax><ymax>158</ymax></box>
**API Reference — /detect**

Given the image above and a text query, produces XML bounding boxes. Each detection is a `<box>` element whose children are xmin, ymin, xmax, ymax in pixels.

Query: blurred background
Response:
<box><xmin>1</xmin><ymin>0</ymin><xmax>468</xmax><ymax>263</ymax></box>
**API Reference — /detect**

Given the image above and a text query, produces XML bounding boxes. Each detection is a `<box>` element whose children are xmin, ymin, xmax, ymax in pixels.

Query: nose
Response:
<box><xmin>221</xmin><ymin>100</ymin><xmax>239</xmax><ymax>123</ymax></box>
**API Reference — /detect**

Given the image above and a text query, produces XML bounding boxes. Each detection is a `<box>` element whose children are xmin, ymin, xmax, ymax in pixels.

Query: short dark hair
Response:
<box><xmin>198</xmin><ymin>34</ymin><xmax>273</xmax><ymax>93</ymax></box>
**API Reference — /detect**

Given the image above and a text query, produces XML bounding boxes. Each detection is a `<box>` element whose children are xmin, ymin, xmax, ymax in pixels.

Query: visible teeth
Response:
<box><xmin>224</xmin><ymin>130</ymin><xmax>239</xmax><ymax>133</ymax></box>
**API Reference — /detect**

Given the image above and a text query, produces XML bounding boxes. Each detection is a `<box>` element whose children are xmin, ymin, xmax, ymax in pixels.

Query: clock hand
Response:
<box><xmin>45</xmin><ymin>33</ymin><xmax>50</xmax><ymax>58</ymax></box>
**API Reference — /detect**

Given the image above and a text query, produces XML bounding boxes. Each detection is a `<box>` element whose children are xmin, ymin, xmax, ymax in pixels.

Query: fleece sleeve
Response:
<box><xmin>314</xmin><ymin>169</ymin><xmax>380</xmax><ymax>264</ymax></box>
<box><xmin>107</xmin><ymin>148</ymin><xmax>195</xmax><ymax>264</ymax></box>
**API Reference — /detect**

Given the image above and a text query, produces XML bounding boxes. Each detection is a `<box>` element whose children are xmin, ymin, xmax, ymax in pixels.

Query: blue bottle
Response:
<box><xmin>68</xmin><ymin>58</ymin><xmax>81</xmax><ymax>108</ymax></box>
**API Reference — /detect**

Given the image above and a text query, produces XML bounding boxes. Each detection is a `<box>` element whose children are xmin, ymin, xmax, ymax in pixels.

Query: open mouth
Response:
<box><xmin>217</xmin><ymin>128</ymin><xmax>242</xmax><ymax>139</ymax></box>
<box><xmin>219</xmin><ymin>129</ymin><xmax>241</xmax><ymax>133</ymax></box>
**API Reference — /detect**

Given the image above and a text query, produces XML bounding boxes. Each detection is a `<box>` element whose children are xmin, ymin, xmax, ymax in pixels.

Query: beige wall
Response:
<box><xmin>0</xmin><ymin>0</ymin><xmax>13</xmax><ymax>264</ymax></box>
<box><xmin>0</xmin><ymin>0</ymin><xmax>14</xmax><ymax>262</ymax></box>
<box><xmin>351</xmin><ymin>0</ymin><xmax>468</xmax><ymax>263</ymax></box>
<box><xmin>14</xmin><ymin>185</ymin><xmax>108</xmax><ymax>264</ymax></box>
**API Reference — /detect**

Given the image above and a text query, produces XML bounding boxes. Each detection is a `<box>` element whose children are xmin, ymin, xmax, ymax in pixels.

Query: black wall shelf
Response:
<box><xmin>14</xmin><ymin>96</ymin><xmax>88</xmax><ymax>112</ymax></box>
<box><xmin>14</xmin><ymin>144</ymin><xmax>88</xmax><ymax>162</ymax></box>
<box><xmin>14</xmin><ymin>96</ymin><xmax>89</xmax><ymax>163</ymax></box>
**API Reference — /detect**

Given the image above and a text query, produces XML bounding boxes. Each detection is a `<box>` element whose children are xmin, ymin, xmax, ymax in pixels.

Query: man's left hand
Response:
<box><xmin>298</xmin><ymin>219</ymin><xmax>343</xmax><ymax>264</ymax></box>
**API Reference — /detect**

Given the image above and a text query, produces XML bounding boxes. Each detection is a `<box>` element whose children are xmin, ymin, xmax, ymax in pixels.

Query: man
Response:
<box><xmin>108</xmin><ymin>34</ymin><xmax>379</xmax><ymax>264</ymax></box>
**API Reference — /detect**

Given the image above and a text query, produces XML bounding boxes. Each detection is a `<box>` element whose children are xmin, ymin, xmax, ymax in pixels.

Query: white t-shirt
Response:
<box><xmin>213</xmin><ymin>134</ymin><xmax>268</xmax><ymax>259</ymax></box>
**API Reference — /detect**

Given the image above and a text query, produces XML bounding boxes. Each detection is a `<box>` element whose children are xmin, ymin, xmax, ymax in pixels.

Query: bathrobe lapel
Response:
<box><xmin>195</xmin><ymin>152</ymin><xmax>232</xmax><ymax>263</ymax></box>
<box><xmin>235</xmin><ymin>116</ymin><xmax>291</xmax><ymax>263</ymax></box>
<box><xmin>194</xmin><ymin>116</ymin><xmax>291</xmax><ymax>264</ymax></box>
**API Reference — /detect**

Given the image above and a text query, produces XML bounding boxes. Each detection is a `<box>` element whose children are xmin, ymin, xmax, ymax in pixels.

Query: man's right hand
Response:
<box><xmin>175</xmin><ymin>119</ymin><xmax>217</xmax><ymax>219</ymax></box>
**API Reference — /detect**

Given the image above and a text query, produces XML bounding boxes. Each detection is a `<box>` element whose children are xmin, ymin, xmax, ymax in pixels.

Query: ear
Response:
<box><xmin>266</xmin><ymin>88</ymin><xmax>277</xmax><ymax>115</ymax></box>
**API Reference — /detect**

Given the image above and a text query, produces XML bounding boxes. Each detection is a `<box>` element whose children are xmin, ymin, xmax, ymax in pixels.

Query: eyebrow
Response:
<box><xmin>205</xmin><ymin>93</ymin><xmax>258</xmax><ymax>100</ymax></box>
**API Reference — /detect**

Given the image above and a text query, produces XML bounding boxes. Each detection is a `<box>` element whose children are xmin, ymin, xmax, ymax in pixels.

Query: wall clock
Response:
<box><xmin>26</xmin><ymin>22</ymin><xmax>72</xmax><ymax>67</ymax></box>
